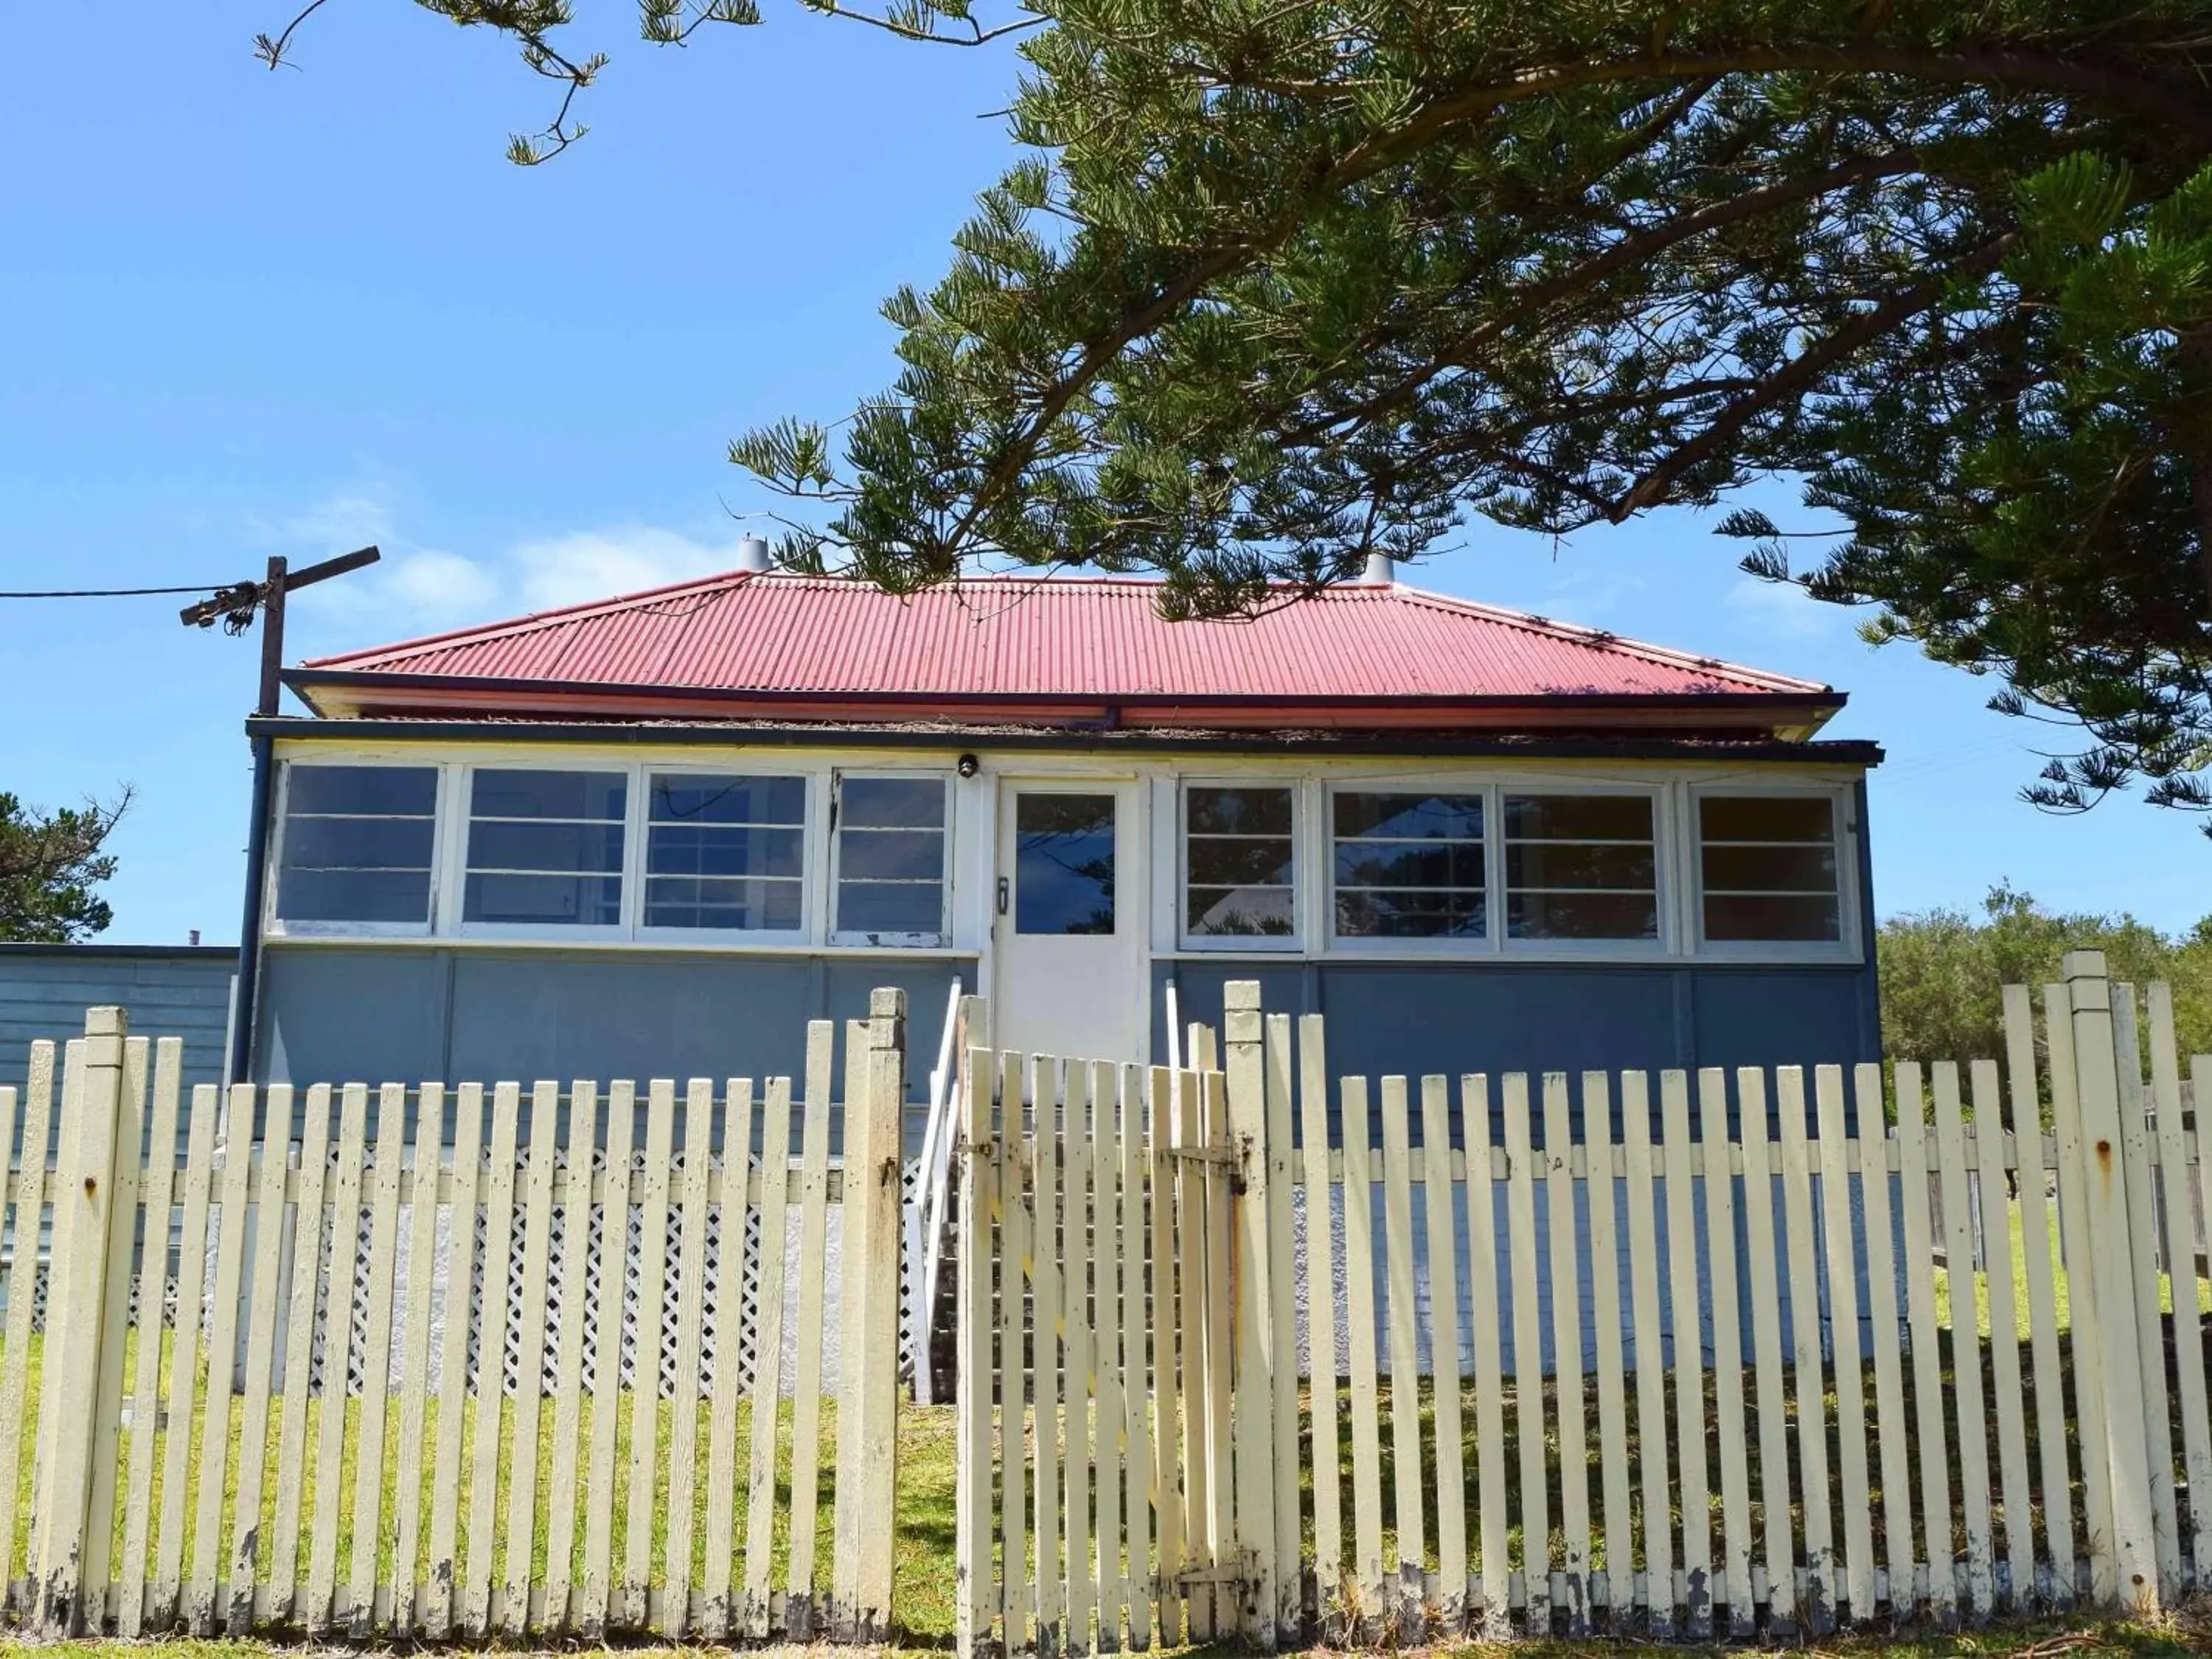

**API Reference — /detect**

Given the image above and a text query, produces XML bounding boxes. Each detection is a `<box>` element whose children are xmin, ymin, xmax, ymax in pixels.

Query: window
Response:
<box><xmin>463</xmin><ymin>769</ymin><xmax>627</xmax><ymax>926</ymax></box>
<box><xmin>275</xmin><ymin>764</ymin><xmax>438</xmax><ymax>925</ymax></box>
<box><xmin>644</xmin><ymin>773</ymin><xmax>806</xmax><ymax>931</ymax></box>
<box><xmin>1700</xmin><ymin>794</ymin><xmax>1842</xmax><ymax>942</ymax></box>
<box><xmin>1332</xmin><ymin>790</ymin><xmax>1486</xmax><ymax>939</ymax></box>
<box><xmin>1183</xmin><ymin>785</ymin><xmax>1296</xmax><ymax>940</ymax></box>
<box><xmin>1014</xmin><ymin>793</ymin><xmax>1117</xmax><ymax>935</ymax></box>
<box><xmin>834</xmin><ymin>775</ymin><xmax>948</xmax><ymax>941</ymax></box>
<box><xmin>1503</xmin><ymin>793</ymin><xmax>1657</xmax><ymax>941</ymax></box>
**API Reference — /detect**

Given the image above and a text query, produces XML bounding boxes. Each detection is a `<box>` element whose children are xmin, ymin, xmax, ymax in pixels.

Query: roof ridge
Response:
<box><xmin>303</xmin><ymin>566</ymin><xmax>760</xmax><ymax>668</ymax></box>
<box><xmin>1382</xmin><ymin>580</ymin><xmax>1832</xmax><ymax>695</ymax></box>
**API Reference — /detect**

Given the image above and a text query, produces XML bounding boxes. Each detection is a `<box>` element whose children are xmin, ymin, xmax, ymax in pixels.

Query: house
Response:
<box><xmin>238</xmin><ymin>540</ymin><xmax>1881</xmax><ymax>1106</ymax></box>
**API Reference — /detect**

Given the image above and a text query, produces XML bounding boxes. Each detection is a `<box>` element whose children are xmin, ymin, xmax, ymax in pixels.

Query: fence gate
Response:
<box><xmin>954</xmin><ymin>1014</ymin><xmax>1289</xmax><ymax>1657</ymax></box>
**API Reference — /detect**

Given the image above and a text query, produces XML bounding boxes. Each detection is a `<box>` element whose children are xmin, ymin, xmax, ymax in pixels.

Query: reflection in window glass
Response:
<box><xmin>644</xmin><ymin>773</ymin><xmax>806</xmax><ymax>931</ymax></box>
<box><xmin>1700</xmin><ymin>795</ymin><xmax>1841</xmax><ymax>942</ymax></box>
<box><xmin>276</xmin><ymin>765</ymin><xmax>439</xmax><ymax>923</ymax></box>
<box><xmin>464</xmin><ymin>769</ymin><xmax>626</xmax><ymax>925</ymax></box>
<box><xmin>835</xmin><ymin>776</ymin><xmax>948</xmax><ymax>939</ymax></box>
<box><xmin>1015</xmin><ymin>793</ymin><xmax>1116</xmax><ymax>935</ymax></box>
<box><xmin>1184</xmin><ymin>786</ymin><xmax>1295</xmax><ymax>938</ymax></box>
<box><xmin>1332</xmin><ymin>791</ymin><xmax>1486</xmax><ymax>938</ymax></box>
<box><xmin>1503</xmin><ymin>793</ymin><xmax>1657</xmax><ymax>940</ymax></box>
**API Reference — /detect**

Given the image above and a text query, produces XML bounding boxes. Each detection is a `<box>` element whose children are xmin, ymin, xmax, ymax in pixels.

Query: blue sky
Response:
<box><xmin>1</xmin><ymin>2</ymin><xmax>2204</xmax><ymax>945</ymax></box>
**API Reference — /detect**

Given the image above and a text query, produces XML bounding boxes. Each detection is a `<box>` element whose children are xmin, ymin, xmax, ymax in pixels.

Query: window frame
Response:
<box><xmin>1687</xmin><ymin>782</ymin><xmax>1860</xmax><ymax>961</ymax></box>
<box><xmin>634</xmin><ymin>764</ymin><xmax>813</xmax><ymax>945</ymax></box>
<box><xmin>1178</xmin><ymin>777</ymin><xmax>1304</xmax><ymax>952</ymax></box>
<box><xmin>1323</xmin><ymin>782</ymin><xmax>1492</xmax><ymax>953</ymax></box>
<box><xmin>455</xmin><ymin>762</ymin><xmax>635</xmax><ymax>942</ymax></box>
<box><xmin>829</xmin><ymin>769</ymin><xmax>956</xmax><ymax>948</ymax></box>
<box><xmin>264</xmin><ymin>758</ymin><xmax>446</xmax><ymax>940</ymax></box>
<box><xmin>1495</xmin><ymin>782</ymin><xmax>1672</xmax><ymax>956</ymax></box>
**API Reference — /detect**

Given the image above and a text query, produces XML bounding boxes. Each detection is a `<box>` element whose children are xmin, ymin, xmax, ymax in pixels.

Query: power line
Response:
<box><xmin>0</xmin><ymin>582</ymin><xmax>235</xmax><ymax>599</ymax></box>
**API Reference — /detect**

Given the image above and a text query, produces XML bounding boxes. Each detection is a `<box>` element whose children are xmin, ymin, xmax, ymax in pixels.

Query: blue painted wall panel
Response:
<box><xmin>0</xmin><ymin>945</ymin><xmax>233</xmax><ymax>1097</ymax></box>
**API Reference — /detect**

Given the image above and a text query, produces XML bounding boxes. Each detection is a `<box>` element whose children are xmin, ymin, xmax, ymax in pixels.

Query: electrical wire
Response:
<box><xmin>0</xmin><ymin>582</ymin><xmax>236</xmax><ymax>599</ymax></box>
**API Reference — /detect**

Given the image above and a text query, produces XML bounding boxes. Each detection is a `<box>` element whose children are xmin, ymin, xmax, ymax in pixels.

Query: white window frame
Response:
<box><xmin>634</xmin><ymin>764</ymin><xmax>813</xmax><ymax>947</ymax></box>
<box><xmin>455</xmin><ymin>762</ymin><xmax>634</xmax><ymax>942</ymax></box>
<box><xmin>263</xmin><ymin>757</ymin><xmax>446</xmax><ymax>940</ymax></box>
<box><xmin>1178</xmin><ymin>777</ymin><xmax>1304</xmax><ymax>952</ymax></box>
<box><xmin>1687</xmin><ymin>781</ymin><xmax>1861</xmax><ymax>962</ymax></box>
<box><xmin>829</xmin><ymin>769</ymin><xmax>956</xmax><ymax>948</ymax></box>
<box><xmin>1495</xmin><ymin>781</ymin><xmax>1672</xmax><ymax>956</ymax></box>
<box><xmin>1323</xmin><ymin>780</ymin><xmax>1492</xmax><ymax>954</ymax></box>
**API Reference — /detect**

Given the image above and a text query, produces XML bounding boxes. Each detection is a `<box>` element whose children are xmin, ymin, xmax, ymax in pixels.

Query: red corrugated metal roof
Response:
<box><xmin>301</xmin><ymin>571</ymin><xmax>1832</xmax><ymax>712</ymax></box>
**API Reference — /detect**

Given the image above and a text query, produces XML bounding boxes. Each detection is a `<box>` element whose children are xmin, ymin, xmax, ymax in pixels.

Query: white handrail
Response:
<box><xmin>905</xmin><ymin>975</ymin><xmax>963</xmax><ymax>1403</ymax></box>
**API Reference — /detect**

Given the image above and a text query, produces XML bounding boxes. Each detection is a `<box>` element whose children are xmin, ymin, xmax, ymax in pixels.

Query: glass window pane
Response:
<box><xmin>1335</xmin><ymin>841</ymin><xmax>1487</xmax><ymax>890</ymax></box>
<box><xmin>1503</xmin><ymin>794</ymin><xmax>1652</xmax><ymax>842</ymax></box>
<box><xmin>1189</xmin><ymin>836</ymin><xmax>1295</xmax><ymax>888</ymax></box>
<box><xmin>470</xmin><ymin>769</ymin><xmax>626</xmax><ymax>821</ymax></box>
<box><xmin>1015</xmin><ymin>793</ymin><xmax>1116</xmax><ymax>935</ymax></box>
<box><xmin>467</xmin><ymin>820</ymin><xmax>626</xmax><ymax>875</ymax></box>
<box><xmin>1335</xmin><ymin>888</ymin><xmax>1485</xmax><ymax>939</ymax></box>
<box><xmin>840</xmin><ymin>827</ymin><xmax>946</xmax><ymax>882</ymax></box>
<box><xmin>837</xmin><ymin>880</ymin><xmax>945</xmax><ymax>935</ymax></box>
<box><xmin>1505</xmin><ymin>841</ymin><xmax>1657</xmax><ymax>891</ymax></box>
<box><xmin>650</xmin><ymin>773</ymin><xmax>806</xmax><ymax>826</ymax></box>
<box><xmin>1186</xmin><ymin>787</ymin><xmax>1293</xmax><ymax>836</ymax></box>
<box><xmin>1701</xmin><ymin>843</ymin><xmax>1837</xmax><ymax>894</ymax></box>
<box><xmin>1704</xmin><ymin>893</ymin><xmax>1840</xmax><ymax>942</ymax></box>
<box><xmin>1333</xmin><ymin>792</ymin><xmax>1483</xmax><ymax>841</ymax></box>
<box><xmin>282</xmin><ymin>815</ymin><xmax>435</xmax><ymax>872</ymax></box>
<box><xmin>463</xmin><ymin>872</ymin><xmax>622</xmax><ymax>926</ymax></box>
<box><xmin>647</xmin><ymin>824</ymin><xmax>804</xmax><ymax>880</ymax></box>
<box><xmin>1700</xmin><ymin>795</ymin><xmax>1834</xmax><ymax>842</ymax></box>
<box><xmin>644</xmin><ymin>876</ymin><xmax>804</xmax><ymax>931</ymax></box>
<box><xmin>1507</xmin><ymin>891</ymin><xmax>1658</xmax><ymax>941</ymax></box>
<box><xmin>276</xmin><ymin>869</ymin><xmax>431</xmax><ymax>925</ymax></box>
<box><xmin>1186</xmin><ymin>886</ymin><xmax>1295</xmax><ymax>937</ymax></box>
<box><xmin>287</xmin><ymin>765</ymin><xmax>437</xmax><ymax>817</ymax></box>
<box><xmin>840</xmin><ymin>777</ymin><xmax>946</xmax><ymax>830</ymax></box>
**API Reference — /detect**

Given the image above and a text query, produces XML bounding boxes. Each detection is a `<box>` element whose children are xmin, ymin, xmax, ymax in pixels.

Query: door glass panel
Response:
<box><xmin>1015</xmin><ymin>793</ymin><xmax>1116</xmax><ymax>935</ymax></box>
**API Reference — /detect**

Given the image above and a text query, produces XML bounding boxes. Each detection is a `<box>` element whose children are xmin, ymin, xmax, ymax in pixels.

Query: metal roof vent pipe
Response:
<box><xmin>735</xmin><ymin>532</ymin><xmax>773</xmax><ymax>575</ymax></box>
<box><xmin>1361</xmin><ymin>550</ymin><xmax>1396</xmax><ymax>585</ymax></box>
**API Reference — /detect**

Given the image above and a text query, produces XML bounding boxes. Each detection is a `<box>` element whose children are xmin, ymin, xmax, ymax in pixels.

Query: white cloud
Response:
<box><xmin>276</xmin><ymin>490</ymin><xmax>395</xmax><ymax>554</ymax></box>
<box><xmin>508</xmin><ymin>527</ymin><xmax>745</xmax><ymax>611</ymax></box>
<box><xmin>380</xmin><ymin>549</ymin><xmax>501</xmax><ymax>618</ymax></box>
<box><xmin>1721</xmin><ymin>573</ymin><xmax>1843</xmax><ymax>639</ymax></box>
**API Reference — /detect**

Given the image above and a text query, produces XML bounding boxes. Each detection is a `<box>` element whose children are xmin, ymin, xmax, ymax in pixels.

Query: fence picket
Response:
<box><xmin>2003</xmin><ymin>991</ymin><xmax>2073</xmax><ymax>1602</ymax></box>
<box><xmin>229</xmin><ymin>1086</ymin><xmax>291</xmax><ymax>1630</ymax></box>
<box><xmin>1854</xmin><ymin>1064</ymin><xmax>1916</xmax><ymax>1613</ymax></box>
<box><xmin>1776</xmin><ymin>1068</ymin><xmax>1834</xmax><ymax>1629</ymax></box>
<box><xmin>189</xmin><ymin>1082</ymin><xmax>257</xmax><ymax>1629</ymax></box>
<box><xmin>1543</xmin><ymin>1074</ymin><xmax>1590</xmax><ymax>1632</ymax></box>
<box><xmin>1001</xmin><ymin>1053</ymin><xmax>1034</xmax><ymax>1649</ymax></box>
<box><xmin>584</xmin><ymin>1080</ymin><xmax>634</xmax><ymax>1635</ymax></box>
<box><xmin>956</xmin><ymin>1051</ymin><xmax>998</xmax><ymax>1658</ymax></box>
<box><xmin>272</xmin><ymin>1084</ymin><xmax>335</xmax><ymax>1629</ymax></box>
<box><xmin>1422</xmin><ymin>1074</ymin><xmax>1468</xmax><ymax>1632</ymax></box>
<box><xmin>1463</xmin><ymin>1074</ymin><xmax>1509</xmax><ymax>1638</ymax></box>
<box><xmin>1815</xmin><ymin>1066</ymin><xmax>1874</xmax><ymax>1622</ymax></box>
<box><xmin>627</xmin><ymin>1079</ymin><xmax>676</xmax><ymax>1630</ymax></box>
<box><xmin>1502</xmin><ymin>1074</ymin><xmax>1548</xmax><ymax>1627</ymax></box>
<box><xmin>1034</xmin><ymin>1057</ymin><xmax>1066</xmax><ymax>1652</ymax></box>
<box><xmin>2110</xmin><ymin>986</ymin><xmax>2181</xmax><ymax>1592</ymax></box>
<box><xmin>1659</xmin><ymin>1071</ymin><xmax>1711</xmax><ymax>1637</ymax></box>
<box><xmin>2195</xmin><ymin>1054</ymin><xmax>2212</xmax><ymax>1590</ymax></box>
<box><xmin>787</xmin><ymin>1029</ymin><xmax>837</xmax><ymax>1633</ymax></box>
<box><xmin>1378</xmin><ymin>1075</ymin><xmax>1424</xmax><ymax>1624</ymax></box>
<box><xmin>1198</xmin><ymin>1070</ymin><xmax>1236</xmax><ymax>1649</ymax></box>
<box><xmin>702</xmin><ymin>1078</ymin><xmax>756</xmax><ymax>1638</ymax></box>
<box><xmin>1700</xmin><ymin>1069</ymin><xmax>1753</xmax><ymax>1634</ymax></box>
<box><xmin>1116</xmin><ymin>1062</ymin><xmax>1151</xmax><ymax>1653</ymax></box>
<box><xmin>1930</xmin><ymin>1064</ymin><xmax>1994</xmax><ymax>1615</ymax></box>
<box><xmin>1089</xmin><ymin>1059</ymin><xmax>1123</xmax><ymax>1651</ymax></box>
<box><xmin>154</xmin><ymin>1083</ymin><xmax>217</xmax><ymax>1627</ymax></box>
<box><xmin>85</xmin><ymin>1032</ymin><xmax>147</xmax><ymax>1619</ymax></box>
<box><xmin>500</xmin><ymin>1081</ymin><xmax>560</xmax><ymax>1635</ymax></box>
<box><xmin>349</xmin><ymin>1082</ymin><xmax>409</xmax><ymax>1635</ymax></box>
<box><xmin>1064</xmin><ymin>1061</ymin><xmax>1096</xmax><ymax>1653</ymax></box>
<box><xmin>392</xmin><ymin>1082</ymin><xmax>445</xmax><ymax>1635</ymax></box>
<box><xmin>1895</xmin><ymin>1063</ymin><xmax>1956</xmax><ymax>1617</ymax></box>
<box><xmin>116</xmin><ymin>1040</ymin><xmax>181</xmax><ymax>1635</ymax></box>
<box><xmin>2146</xmin><ymin>986</ymin><xmax>2212</xmax><ymax>1577</ymax></box>
<box><xmin>1582</xmin><ymin>1072</ymin><xmax>1634</xmax><ymax>1625</ymax></box>
<box><xmin>459</xmin><ymin>1082</ymin><xmax>518</xmax><ymax>1638</ymax></box>
<box><xmin>1734</xmin><ymin>1069</ymin><xmax>1794</xmax><ymax>1628</ymax></box>
<box><xmin>1301</xmin><ymin>1022</ymin><xmax>1343</xmax><ymax>1624</ymax></box>
<box><xmin>1619</xmin><ymin>1070</ymin><xmax>1672</xmax><ymax>1633</ymax></box>
<box><xmin>743</xmin><ymin>1074</ymin><xmax>793</xmax><ymax>1640</ymax></box>
<box><xmin>1971</xmin><ymin>1060</ymin><xmax>2035</xmax><ymax>1610</ymax></box>
<box><xmin>1263</xmin><ymin>1017</ymin><xmax>1301</xmax><ymax>1638</ymax></box>
<box><xmin>0</xmin><ymin>1048</ymin><xmax>41</xmax><ymax>1618</ymax></box>
<box><xmin>661</xmin><ymin>1077</ymin><xmax>717</xmax><ymax>1638</ymax></box>
<box><xmin>541</xmin><ymin>1082</ymin><xmax>596</xmax><ymax>1630</ymax></box>
<box><xmin>1338</xmin><ymin>1074</ymin><xmax>1384</xmax><ymax>1628</ymax></box>
<box><xmin>1145</xmin><ymin>1065</ymin><xmax>1181</xmax><ymax>1649</ymax></box>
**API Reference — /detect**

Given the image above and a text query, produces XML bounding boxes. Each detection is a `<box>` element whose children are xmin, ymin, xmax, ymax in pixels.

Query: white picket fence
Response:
<box><xmin>958</xmin><ymin>950</ymin><xmax>2212</xmax><ymax>1653</ymax></box>
<box><xmin>0</xmin><ymin>992</ymin><xmax>908</xmax><ymax>1641</ymax></box>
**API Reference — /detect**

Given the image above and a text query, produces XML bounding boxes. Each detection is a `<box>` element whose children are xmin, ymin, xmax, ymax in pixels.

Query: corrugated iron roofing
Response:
<box><xmin>302</xmin><ymin>571</ymin><xmax>1830</xmax><ymax>701</ymax></box>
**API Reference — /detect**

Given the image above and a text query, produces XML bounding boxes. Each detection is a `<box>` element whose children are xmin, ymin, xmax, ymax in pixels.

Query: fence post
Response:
<box><xmin>2060</xmin><ymin>951</ymin><xmax>2161</xmax><ymax>1611</ymax></box>
<box><xmin>1223</xmin><ymin>981</ymin><xmax>1278</xmax><ymax>1649</ymax></box>
<box><xmin>834</xmin><ymin>987</ymin><xmax>906</xmax><ymax>1640</ymax></box>
<box><xmin>32</xmin><ymin>1007</ymin><xmax>131</xmax><ymax>1635</ymax></box>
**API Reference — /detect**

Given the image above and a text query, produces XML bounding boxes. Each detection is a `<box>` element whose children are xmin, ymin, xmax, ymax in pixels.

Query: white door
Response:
<box><xmin>992</xmin><ymin>780</ymin><xmax>1147</xmax><ymax>1063</ymax></box>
